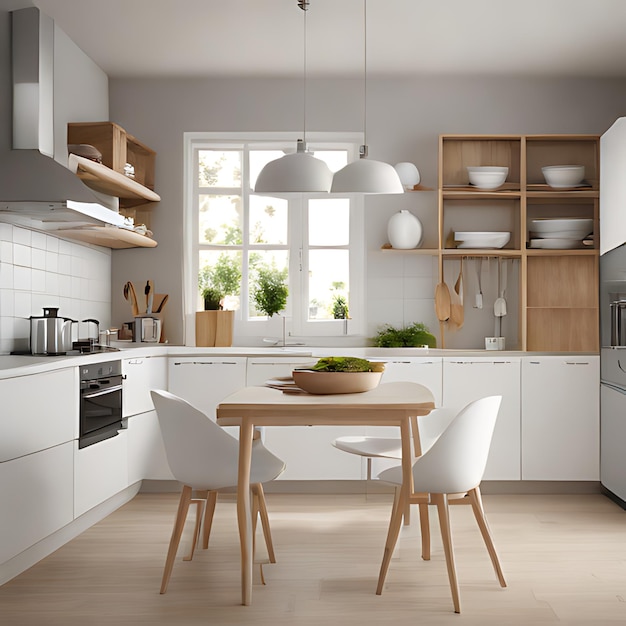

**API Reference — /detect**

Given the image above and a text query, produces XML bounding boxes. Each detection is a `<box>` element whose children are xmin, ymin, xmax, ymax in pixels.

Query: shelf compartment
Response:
<box><xmin>442</xmin><ymin>197</ymin><xmax>521</xmax><ymax>251</ymax></box>
<box><xmin>69</xmin><ymin>154</ymin><xmax>161</xmax><ymax>204</ymax></box>
<box><xmin>55</xmin><ymin>226</ymin><xmax>158</xmax><ymax>249</ymax></box>
<box><xmin>440</xmin><ymin>136</ymin><xmax>522</xmax><ymax>188</ymax></box>
<box><xmin>525</xmin><ymin>136</ymin><xmax>599</xmax><ymax>187</ymax></box>
<box><xmin>526</xmin><ymin>308</ymin><xmax>599</xmax><ymax>352</ymax></box>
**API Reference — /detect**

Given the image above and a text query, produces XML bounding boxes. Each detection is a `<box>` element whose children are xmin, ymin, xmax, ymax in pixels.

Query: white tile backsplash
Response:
<box><xmin>0</xmin><ymin>225</ymin><xmax>112</xmax><ymax>354</ymax></box>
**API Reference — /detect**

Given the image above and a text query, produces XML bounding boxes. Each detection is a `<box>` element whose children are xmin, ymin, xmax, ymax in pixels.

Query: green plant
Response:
<box><xmin>253</xmin><ymin>265</ymin><xmax>288</xmax><ymax>317</ymax></box>
<box><xmin>201</xmin><ymin>287</ymin><xmax>223</xmax><ymax>310</ymax></box>
<box><xmin>332</xmin><ymin>294</ymin><xmax>349</xmax><ymax>319</ymax></box>
<box><xmin>373</xmin><ymin>322</ymin><xmax>437</xmax><ymax>348</ymax></box>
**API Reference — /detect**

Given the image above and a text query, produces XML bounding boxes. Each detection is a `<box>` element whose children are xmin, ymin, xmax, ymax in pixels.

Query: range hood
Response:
<box><xmin>0</xmin><ymin>7</ymin><xmax>125</xmax><ymax>230</ymax></box>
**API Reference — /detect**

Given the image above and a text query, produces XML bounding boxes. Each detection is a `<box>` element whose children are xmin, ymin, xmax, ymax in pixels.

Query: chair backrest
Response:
<box><xmin>150</xmin><ymin>389</ymin><xmax>241</xmax><ymax>489</ymax></box>
<box><xmin>411</xmin><ymin>396</ymin><xmax>502</xmax><ymax>495</ymax></box>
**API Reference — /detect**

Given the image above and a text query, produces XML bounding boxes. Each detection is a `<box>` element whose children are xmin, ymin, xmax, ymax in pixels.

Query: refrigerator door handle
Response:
<box><xmin>601</xmin><ymin>380</ymin><xmax>626</xmax><ymax>395</ymax></box>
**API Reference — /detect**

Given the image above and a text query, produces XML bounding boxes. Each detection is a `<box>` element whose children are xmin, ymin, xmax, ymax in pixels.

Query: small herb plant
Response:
<box><xmin>201</xmin><ymin>287</ymin><xmax>223</xmax><ymax>310</ymax></box>
<box><xmin>373</xmin><ymin>322</ymin><xmax>437</xmax><ymax>348</ymax></box>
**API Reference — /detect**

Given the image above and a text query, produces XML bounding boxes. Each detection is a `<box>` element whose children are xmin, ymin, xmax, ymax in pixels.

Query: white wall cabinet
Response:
<box><xmin>247</xmin><ymin>357</ymin><xmax>363</xmax><ymax>480</ymax></box>
<box><xmin>0</xmin><ymin>442</ymin><xmax>74</xmax><ymax>564</ymax></box>
<box><xmin>74</xmin><ymin>432</ymin><xmax>128</xmax><ymax>518</ymax></box>
<box><xmin>521</xmin><ymin>356</ymin><xmax>599</xmax><ymax>480</ymax></box>
<box><xmin>443</xmin><ymin>357</ymin><xmax>521</xmax><ymax>480</ymax></box>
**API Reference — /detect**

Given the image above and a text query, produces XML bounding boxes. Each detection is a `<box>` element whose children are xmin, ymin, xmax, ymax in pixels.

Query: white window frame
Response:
<box><xmin>183</xmin><ymin>131</ymin><xmax>364</xmax><ymax>346</ymax></box>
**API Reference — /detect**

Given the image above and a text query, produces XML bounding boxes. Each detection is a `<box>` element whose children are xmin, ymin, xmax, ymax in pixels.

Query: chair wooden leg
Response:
<box><xmin>183</xmin><ymin>498</ymin><xmax>206</xmax><ymax>561</ymax></box>
<box><xmin>433</xmin><ymin>493</ymin><xmax>461</xmax><ymax>613</ymax></box>
<box><xmin>160</xmin><ymin>485</ymin><xmax>193</xmax><ymax>594</ymax></box>
<box><xmin>376</xmin><ymin>485</ymin><xmax>405</xmax><ymax>594</ymax></box>
<box><xmin>202</xmin><ymin>491</ymin><xmax>218</xmax><ymax>550</ymax></box>
<box><xmin>468</xmin><ymin>487</ymin><xmax>506</xmax><ymax>587</ymax></box>
<box><xmin>253</xmin><ymin>483</ymin><xmax>276</xmax><ymax>563</ymax></box>
<box><xmin>418</xmin><ymin>501</ymin><xmax>431</xmax><ymax>561</ymax></box>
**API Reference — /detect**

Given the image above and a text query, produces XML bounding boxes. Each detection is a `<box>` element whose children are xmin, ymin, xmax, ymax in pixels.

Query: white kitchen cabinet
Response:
<box><xmin>0</xmin><ymin>368</ymin><xmax>77</xmax><ymax>462</ymax></box>
<box><xmin>521</xmin><ymin>356</ymin><xmax>599</xmax><ymax>480</ymax></box>
<box><xmin>601</xmin><ymin>117</ymin><xmax>626</xmax><ymax>255</ymax></box>
<box><xmin>122</xmin><ymin>356</ymin><xmax>167</xmax><ymax>418</ymax></box>
<box><xmin>247</xmin><ymin>357</ymin><xmax>363</xmax><ymax>480</ymax></box>
<box><xmin>0</xmin><ymin>442</ymin><xmax>74</xmax><ymax>564</ymax></box>
<box><xmin>443</xmin><ymin>357</ymin><xmax>521</xmax><ymax>480</ymax></box>
<box><xmin>126</xmin><ymin>410</ymin><xmax>173</xmax><ymax>484</ymax></box>
<box><xmin>168</xmin><ymin>356</ymin><xmax>247</xmax><ymax>437</ymax></box>
<box><xmin>74</xmin><ymin>432</ymin><xmax>128</xmax><ymax>518</ymax></box>
<box><xmin>364</xmin><ymin>357</ymin><xmax>443</xmax><ymax>478</ymax></box>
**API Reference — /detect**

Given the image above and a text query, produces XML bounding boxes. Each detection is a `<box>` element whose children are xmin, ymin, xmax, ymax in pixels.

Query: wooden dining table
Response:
<box><xmin>216</xmin><ymin>380</ymin><xmax>436</xmax><ymax>606</ymax></box>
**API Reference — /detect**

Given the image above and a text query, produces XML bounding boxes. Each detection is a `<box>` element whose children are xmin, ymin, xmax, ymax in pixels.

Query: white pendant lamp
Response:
<box><xmin>255</xmin><ymin>1</ymin><xmax>332</xmax><ymax>194</ymax></box>
<box><xmin>331</xmin><ymin>0</ymin><xmax>403</xmax><ymax>195</ymax></box>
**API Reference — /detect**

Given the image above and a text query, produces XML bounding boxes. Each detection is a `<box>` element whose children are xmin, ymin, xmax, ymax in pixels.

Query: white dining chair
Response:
<box><xmin>375</xmin><ymin>395</ymin><xmax>506</xmax><ymax>613</ymax></box>
<box><xmin>332</xmin><ymin>407</ymin><xmax>457</xmax><ymax>479</ymax></box>
<box><xmin>150</xmin><ymin>390</ymin><xmax>286</xmax><ymax>594</ymax></box>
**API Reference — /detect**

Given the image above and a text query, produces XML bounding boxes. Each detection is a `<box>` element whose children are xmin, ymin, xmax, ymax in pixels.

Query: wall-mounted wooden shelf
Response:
<box><xmin>55</xmin><ymin>226</ymin><xmax>158</xmax><ymax>249</ymax></box>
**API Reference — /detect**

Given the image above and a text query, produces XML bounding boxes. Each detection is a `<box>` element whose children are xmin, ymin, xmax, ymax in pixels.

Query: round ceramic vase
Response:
<box><xmin>387</xmin><ymin>210</ymin><xmax>423</xmax><ymax>249</ymax></box>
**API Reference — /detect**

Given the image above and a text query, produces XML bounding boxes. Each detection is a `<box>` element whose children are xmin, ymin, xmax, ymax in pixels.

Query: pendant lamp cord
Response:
<box><xmin>298</xmin><ymin>0</ymin><xmax>309</xmax><ymax>146</ymax></box>
<box><xmin>361</xmin><ymin>0</ymin><xmax>368</xmax><ymax>157</ymax></box>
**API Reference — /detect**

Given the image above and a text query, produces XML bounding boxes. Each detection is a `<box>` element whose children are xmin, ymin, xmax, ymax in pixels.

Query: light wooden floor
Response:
<box><xmin>1</xmin><ymin>492</ymin><xmax>626</xmax><ymax>625</ymax></box>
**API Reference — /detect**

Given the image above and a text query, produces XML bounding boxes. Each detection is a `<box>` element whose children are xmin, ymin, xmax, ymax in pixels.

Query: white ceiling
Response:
<box><xmin>10</xmin><ymin>0</ymin><xmax>626</xmax><ymax>79</ymax></box>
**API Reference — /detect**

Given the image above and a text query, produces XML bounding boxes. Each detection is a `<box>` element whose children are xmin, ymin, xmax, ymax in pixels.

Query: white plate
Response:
<box><xmin>455</xmin><ymin>231</ymin><xmax>510</xmax><ymax>249</ymax></box>
<box><xmin>529</xmin><ymin>238</ymin><xmax>584</xmax><ymax>249</ymax></box>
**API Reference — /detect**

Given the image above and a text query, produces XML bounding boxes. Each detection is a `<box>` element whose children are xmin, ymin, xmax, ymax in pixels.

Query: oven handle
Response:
<box><xmin>82</xmin><ymin>384</ymin><xmax>123</xmax><ymax>399</ymax></box>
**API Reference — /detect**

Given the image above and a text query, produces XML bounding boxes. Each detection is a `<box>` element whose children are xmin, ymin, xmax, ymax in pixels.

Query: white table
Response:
<box><xmin>216</xmin><ymin>381</ymin><xmax>435</xmax><ymax>605</ymax></box>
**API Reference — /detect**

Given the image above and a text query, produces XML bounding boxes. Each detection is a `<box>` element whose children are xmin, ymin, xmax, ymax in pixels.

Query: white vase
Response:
<box><xmin>387</xmin><ymin>210</ymin><xmax>423</xmax><ymax>249</ymax></box>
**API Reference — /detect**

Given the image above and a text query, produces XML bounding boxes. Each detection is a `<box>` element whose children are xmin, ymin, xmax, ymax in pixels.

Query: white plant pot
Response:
<box><xmin>387</xmin><ymin>210</ymin><xmax>423</xmax><ymax>249</ymax></box>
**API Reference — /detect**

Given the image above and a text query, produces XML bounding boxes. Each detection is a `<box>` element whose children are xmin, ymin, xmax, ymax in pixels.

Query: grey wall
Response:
<box><xmin>109</xmin><ymin>75</ymin><xmax>626</xmax><ymax>346</ymax></box>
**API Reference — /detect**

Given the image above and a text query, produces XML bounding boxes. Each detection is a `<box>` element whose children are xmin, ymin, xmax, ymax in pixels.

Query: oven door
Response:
<box><xmin>79</xmin><ymin>375</ymin><xmax>123</xmax><ymax>449</ymax></box>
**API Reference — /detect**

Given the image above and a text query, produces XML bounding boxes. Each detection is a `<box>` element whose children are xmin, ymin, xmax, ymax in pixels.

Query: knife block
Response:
<box><xmin>195</xmin><ymin>311</ymin><xmax>234</xmax><ymax>347</ymax></box>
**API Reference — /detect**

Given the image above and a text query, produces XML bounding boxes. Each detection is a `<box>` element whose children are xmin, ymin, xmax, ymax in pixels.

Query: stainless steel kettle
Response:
<box><xmin>30</xmin><ymin>307</ymin><xmax>76</xmax><ymax>355</ymax></box>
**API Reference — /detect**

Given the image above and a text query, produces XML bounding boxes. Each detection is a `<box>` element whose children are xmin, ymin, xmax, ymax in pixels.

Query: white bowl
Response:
<box><xmin>541</xmin><ymin>165</ymin><xmax>585</xmax><ymax>188</ymax></box>
<box><xmin>467</xmin><ymin>166</ymin><xmax>508</xmax><ymax>190</ymax></box>
<box><xmin>530</xmin><ymin>218</ymin><xmax>593</xmax><ymax>239</ymax></box>
<box><xmin>292</xmin><ymin>370</ymin><xmax>382</xmax><ymax>395</ymax></box>
<box><xmin>454</xmin><ymin>231</ymin><xmax>511</xmax><ymax>249</ymax></box>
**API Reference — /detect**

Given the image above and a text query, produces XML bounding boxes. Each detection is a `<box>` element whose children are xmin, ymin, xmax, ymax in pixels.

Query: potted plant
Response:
<box><xmin>201</xmin><ymin>287</ymin><xmax>223</xmax><ymax>311</ymax></box>
<box><xmin>253</xmin><ymin>265</ymin><xmax>288</xmax><ymax>317</ymax></box>
<box><xmin>332</xmin><ymin>294</ymin><xmax>349</xmax><ymax>319</ymax></box>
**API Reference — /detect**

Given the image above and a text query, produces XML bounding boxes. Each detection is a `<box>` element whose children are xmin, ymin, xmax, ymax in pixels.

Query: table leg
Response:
<box><xmin>237</xmin><ymin>421</ymin><xmax>254</xmax><ymax>606</ymax></box>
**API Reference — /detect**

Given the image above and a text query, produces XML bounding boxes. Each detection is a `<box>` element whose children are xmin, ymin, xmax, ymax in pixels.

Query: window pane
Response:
<box><xmin>248</xmin><ymin>251</ymin><xmax>289</xmax><ymax>319</ymax></box>
<box><xmin>308</xmin><ymin>249</ymin><xmax>349</xmax><ymax>320</ymax></box>
<box><xmin>250</xmin><ymin>196</ymin><xmax>288</xmax><ymax>245</ymax></box>
<box><xmin>249</xmin><ymin>150</ymin><xmax>285</xmax><ymax>189</ymax></box>
<box><xmin>199</xmin><ymin>195</ymin><xmax>242</xmax><ymax>244</ymax></box>
<box><xmin>199</xmin><ymin>250</ymin><xmax>242</xmax><ymax>311</ymax></box>
<box><xmin>198</xmin><ymin>150</ymin><xmax>241</xmax><ymax>187</ymax></box>
<box><xmin>309</xmin><ymin>199</ymin><xmax>349</xmax><ymax>246</ymax></box>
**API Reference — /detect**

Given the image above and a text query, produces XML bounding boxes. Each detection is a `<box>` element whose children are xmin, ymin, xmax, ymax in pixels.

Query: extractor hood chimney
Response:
<box><xmin>0</xmin><ymin>7</ymin><xmax>125</xmax><ymax>228</ymax></box>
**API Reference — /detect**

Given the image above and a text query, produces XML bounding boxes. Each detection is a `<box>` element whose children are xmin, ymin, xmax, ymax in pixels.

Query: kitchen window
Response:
<box><xmin>183</xmin><ymin>132</ymin><xmax>364</xmax><ymax>344</ymax></box>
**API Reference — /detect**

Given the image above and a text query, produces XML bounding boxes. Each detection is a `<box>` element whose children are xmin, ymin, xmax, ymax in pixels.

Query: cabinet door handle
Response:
<box><xmin>173</xmin><ymin>361</ymin><xmax>238</xmax><ymax>366</ymax></box>
<box><xmin>565</xmin><ymin>362</ymin><xmax>590</xmax><ymax>366</ymax></box>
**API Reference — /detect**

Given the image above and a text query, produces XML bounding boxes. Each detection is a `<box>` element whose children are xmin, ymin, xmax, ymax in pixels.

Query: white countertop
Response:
<box><xmin>0</xmin><ymin>344</ymin><xmax>599</xmax><ymax>379</ymax></box>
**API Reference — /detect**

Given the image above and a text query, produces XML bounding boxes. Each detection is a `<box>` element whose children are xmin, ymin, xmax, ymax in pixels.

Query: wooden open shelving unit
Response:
<box><xmin>67</xmin><ymin>121</ymin><xmax>161</xmax><ymax>249</ymax></box>
<box><xmin>383</xmin><ymin>134</ymin><xmax>600</xmax><ymax>352</ymax></box>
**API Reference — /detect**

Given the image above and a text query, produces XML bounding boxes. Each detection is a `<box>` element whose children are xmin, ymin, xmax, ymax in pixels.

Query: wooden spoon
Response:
<box><xmin>450</xmin><ymin>259</ymin><xmax>464</xmax><ymax>329</ymax></box>
<box><xmin>435</xmin><ymin>282</ymin><xmax>451</xmax><ymax>322</ymax></box>
<box><xmin>128</xmin><ymin>282</ymin><xmax>140</xmax><ymax>317</ymax></box>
